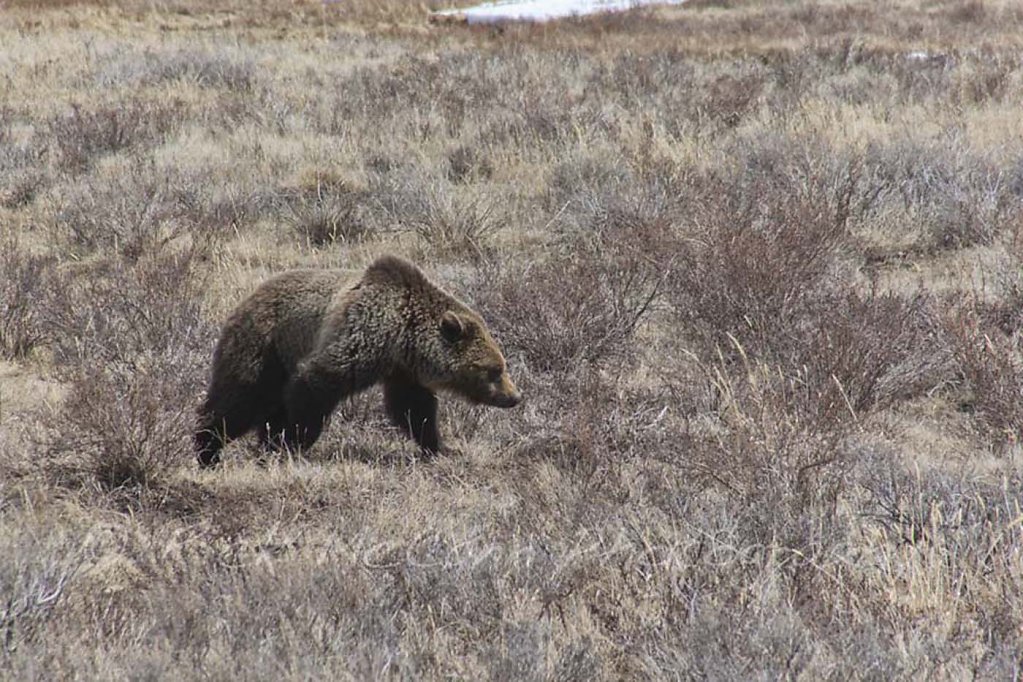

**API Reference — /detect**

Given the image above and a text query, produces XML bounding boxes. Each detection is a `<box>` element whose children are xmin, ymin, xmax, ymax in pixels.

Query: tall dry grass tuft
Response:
<box><xmin>0</xmin><ymin>243</ymin><xmax>52</xmax><ymax>361</ymax></box>
<box><xmin>676</xmin><ymin>345</ymin><xmax>851</xmax><ymax>553</ymax></box>
<box><xmin>279</xmin><ymin>180</ymin><xmax>369</xmax><ymax>247</ymax></box>
<box><xmin>409</xmin><ymin>192</ymin><xmax>506</xmax><ymax>260</ymax></box>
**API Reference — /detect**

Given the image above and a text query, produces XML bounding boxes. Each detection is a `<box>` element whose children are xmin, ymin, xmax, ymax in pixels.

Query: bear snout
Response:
<box><xmin>492</xmin><ymin>385</ymin><xmax>522</xmax><ymax>408</ymax></box>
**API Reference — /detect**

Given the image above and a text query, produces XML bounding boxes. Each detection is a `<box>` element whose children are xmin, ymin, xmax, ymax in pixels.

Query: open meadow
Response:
<box><xmin>2</xmin><ymin>0</ymin><xmax>1023</xmax><ymax>677</ymax></box>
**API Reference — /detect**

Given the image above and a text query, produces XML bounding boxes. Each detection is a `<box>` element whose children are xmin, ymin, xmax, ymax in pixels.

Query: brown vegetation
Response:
<box><xmin>2</xmin><ymin>0</ymin><xmax>1023</xmax><ymax>678</ymax></box>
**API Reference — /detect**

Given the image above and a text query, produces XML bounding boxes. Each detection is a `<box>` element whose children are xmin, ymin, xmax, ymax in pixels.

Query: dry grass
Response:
<box><xmin>2</xmin><ymin>0</ymin><xmax>1023</xmax><ymax>678</ymax></box>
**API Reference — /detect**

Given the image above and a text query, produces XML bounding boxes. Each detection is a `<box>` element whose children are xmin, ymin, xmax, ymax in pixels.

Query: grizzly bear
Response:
<box><xmin>194</xmin><ymin>255</ymin><xmax>521</xmax><ymax>468</ymax></box>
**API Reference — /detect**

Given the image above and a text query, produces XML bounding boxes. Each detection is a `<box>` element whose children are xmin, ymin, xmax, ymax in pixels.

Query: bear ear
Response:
<box><xmin>440</xmin><ymin>311</ymin><xmax>465</xmax><ymax>342</ymax></box>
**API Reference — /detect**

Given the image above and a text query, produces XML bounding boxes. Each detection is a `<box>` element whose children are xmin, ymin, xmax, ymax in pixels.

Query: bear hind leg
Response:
<box><xmin>196</xmin><ymin>351</ymin><xmax>289</xmax><ymax>468</ymax></box>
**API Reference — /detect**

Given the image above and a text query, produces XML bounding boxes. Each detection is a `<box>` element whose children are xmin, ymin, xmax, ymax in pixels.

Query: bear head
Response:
<box><xmin>418</xmin><ymin>307</ymin><xmax>522</xmax><ymax>408</ymax></box>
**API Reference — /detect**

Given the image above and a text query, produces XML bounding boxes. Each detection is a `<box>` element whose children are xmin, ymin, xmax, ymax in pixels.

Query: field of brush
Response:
<box><xmin>2</xmin><ymin>0</ymin><xmax>1023</xmax><ymax>677</ymax></box>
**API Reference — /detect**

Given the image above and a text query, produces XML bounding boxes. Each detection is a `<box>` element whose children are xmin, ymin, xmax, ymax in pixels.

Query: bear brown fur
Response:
<box><xmin>194</xmin><ymin>254</ymin><xmax>521</xmax><ymax>468</ymax></box>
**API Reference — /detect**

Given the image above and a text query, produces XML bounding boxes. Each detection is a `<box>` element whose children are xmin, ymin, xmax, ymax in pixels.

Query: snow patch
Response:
<box><xmin>430</xmin><ymin>0</ymin><xmax>688</xmax><ymax>25</ymax></box>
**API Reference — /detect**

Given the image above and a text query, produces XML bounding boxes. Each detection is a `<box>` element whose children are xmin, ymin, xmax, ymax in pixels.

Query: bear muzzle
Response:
<box><xmin>487</xmin><ymin>375</ymin><xmax>522</xmax><ymax>408</ymax></box>
<box><xmin>491</xmin><ymin>387</ymin><xmax>522</xmax><ymax>408</ymax></box>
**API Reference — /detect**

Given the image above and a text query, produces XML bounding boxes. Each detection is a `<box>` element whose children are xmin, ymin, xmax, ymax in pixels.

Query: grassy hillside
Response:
<box><xmin>2</xmin><ymin>0</ymin><xmax>1023</xmax><ymax>677</ymax></box>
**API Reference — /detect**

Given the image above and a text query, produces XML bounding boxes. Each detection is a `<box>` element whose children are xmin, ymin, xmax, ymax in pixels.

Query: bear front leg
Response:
<box><xmin>383</xmin><ymin>373</ymin><xmax>440</xmax><ymax>455</ymax></box>
<box><xmin>194</xmin><ymin>420</ymin><xmax>224</xmax><ymax>469</ymax></box>
<box><xmin>195</xmin><ymin>397</ymin><xmax>258</xmax><ymax>469</ymax></box>
<box><xmin>283</xmin><ymin>371</ymin><xmax>339</xmax><ymax>450</ymax></box>
<box><xmin>284</xmin><ymin>352</ymin><xmax>378</xmax><ymax>451</ymax></box>
<box><xmin>257</xmin><ymin>406</ymin><xmax>291</xmax><ymax>452</ymax></box>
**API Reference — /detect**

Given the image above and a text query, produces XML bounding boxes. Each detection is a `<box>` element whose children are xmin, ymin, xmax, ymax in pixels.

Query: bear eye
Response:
<box><xmin>486</xmin><ymin>367</ymin><xmax>503</xmax><ymax>383</ymax></box>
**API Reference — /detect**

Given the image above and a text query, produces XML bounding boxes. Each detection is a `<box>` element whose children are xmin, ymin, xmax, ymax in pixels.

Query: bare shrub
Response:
<box><xmin>0</xmin><ymin>169</ymin><xmax>46</xmax><ymax>210</ymax></box>
<box><xmin>173</xmin><ymin>178</ymin><xmax>266</xmax><ymax>238</ymax></box>
<box><xmin>99</xmin><ymin>48</ymin><xmax>256</xmax><ymax>91</ymax></box>
<box><xmin>954</xmin><ymin>53</ymin><xmax>1018</xmax><ymax>104</ymax></box>
<box><xmin>673</xmin><ymin>228</ymin><xmax>947</xmax><ymax>423</ymax></box>
<box><xmin>602</xmin><ymin>51</ymin><xmax>697</xmax><ymax>129</ymax></box>
<box><xmin>946</xmin><ymin>0</ymin><xmax>987</xmax><ymax>25</ymax></box>
<box><xmin>164</xmin><ymin>53</ymin><xmax>254</xmax><ymax>90</ymax></box>
<box><xmin>43</xmin><ymin>250</ymin><xmax>211</xmax><ymax>372</ymax></box>
<box><xmin>543</xmin><ymin>148</ymin><xmax>632</xmax><ymax>230</ymax></box>
<box><xmin>709</xmin><ymin>290</ymin><xmax>950</xmax><ymax>432</ymax></box>
<box><xmin>661</xmin><ymin>292</ymin><xmax>948</xmax><ymax>560</ymax></box>
<box><xmin>866</xmin><ymin>51</ymin><xmax>955</xmax><ymax>105</ymax></box>
<box><xmin>945</xmin><ymin>302</ymin><xmax>1023</xmax><ymax>447</ymax></box>
<box><xmin>716</xmin><ymin>133</ymin><xmax>872</xmax><ymax>232</ymax></box>
<box><xmin>48</xmin><ymin>101</ymin><xmax>181</xmax><ymax>173</ymax></box>
<box><xmin>667</xmin><ymin>134</ymin><xmax>918</xmax><ymax>365</ymax></box>
<box><xmin>922</xmin><ymin>150</ymin><xmax>1018</xmax><ymax>251</ymax></box>
<box><xmin>577</xmin><ymin>167</ymin><xmax>683</xmax><ymax>254</ymax></box>
<box><xmin>684</xmin><ymin>369</ymin><xmax>850</xmax><ymax>549</ymax></box>
<box><xmin>513</xmin><ymin>91</ymin><xmax>577</xmax><ymax>144</ymax></box>
<box><xmin>671</xmin><ymin>196</ymin><xmax>845</xmax><ymax>363</ymax></box>
<box><xmin>0</xmin><ymin>526</ymin><xmax>81</xmax><ymax>659</ymax></box>
<box><xmin>366</xmin><ymin>164</ymin><xmax>433</xmax><ymax>223</ymax></box>
<box><xmin>325</xmin><ymin>55</ymin><xmax>442</xmax><ymax>123</ymax></box>
<box><xmin>643</xmin><ymin>354</ymin><xmax>858</xmax><ymax>628</ymax></box>
<box><xmin>0</xmin><ymin>109</ymin><xmax>47</xmax><ymax>209</ymax></box>
<box><xmin>471</xmin><ymin>244</ymin><xmax>661</xmax><ymax>373</ymax></box>
<box><xmin>49</xmin><ymin>162</ymin><xmax>238</xmax><ymax>260</ymax></box>
<box><xmin>0</xmin><ymin>105</ymin><xmax>9</xmax><ymax>146</ymax></box>
<box><xmin>503</xmin><ymin>366</ymin><xmax>681</xmax><ymax>494</ymax></box>
<box><xmin>50</xmin><ymin>171</ymin><xmax>181</xmax><ymax>260</ymax></box>
<box><xmin>40</xmin><ymin>251</ymin><xmax>213</xmax><ymax>503</ymax></box>
<box><xmin>55</xmin><ymin>363</ymin><xmax>194</xmax><ymax>499</ymax></box>
<box><xmin>322</xmin><ymin>49</ymin><xmax>586</xmax><ymax>144</ymax></box>
<box><xmin>666</xmin><ymin>139</ymin><xmax>950</xmax><ymax>425</ymax></box>
<box><xmin>446</xmin><ymin>144</ymin><xmax>493</xmax><ymax>184</ymax></box>
<box><xmin>696</xmin><ymin>63</ymin><xmax>768</xmax><ymax>129</ymax></box>
<box><xmin>859</xmin><ymin>135</ymin><xmax>1023</xmax><ymax>253</ymax></box>
<box><xmin>858</xmin><ymin>443</ymin><xmax>1023</xmax><ymax>647</ymax></box>
<box><xmin>0</xmin><ymin>243</ymin><xmax>52</xmax><ymax>361</ymax></box>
